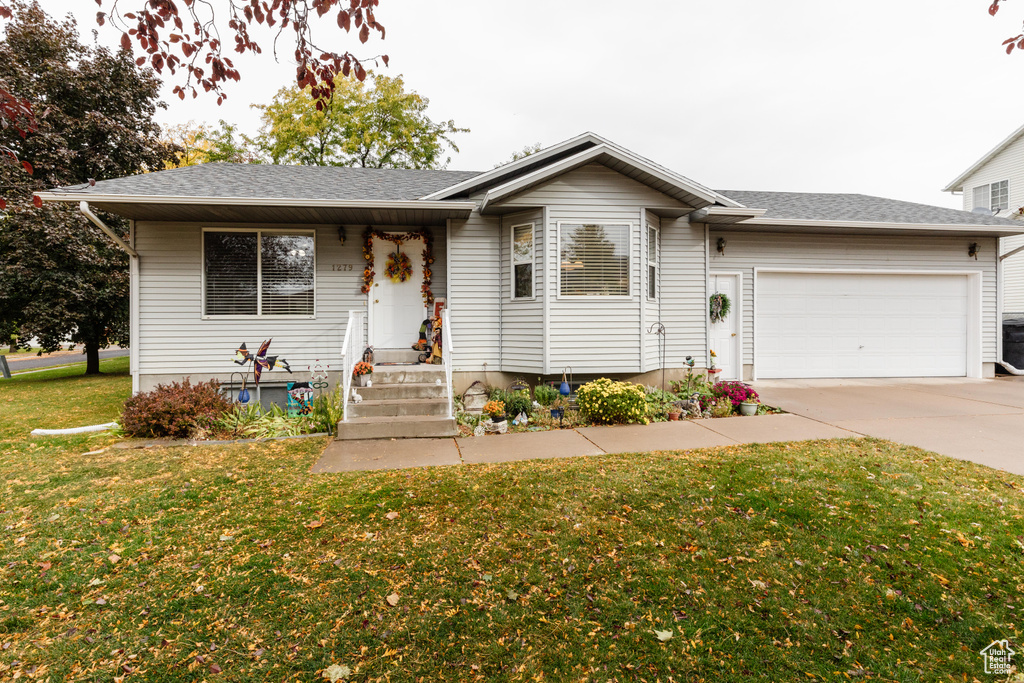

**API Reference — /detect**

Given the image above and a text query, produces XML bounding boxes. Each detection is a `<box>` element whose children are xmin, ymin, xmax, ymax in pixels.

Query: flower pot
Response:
<box><xmin>490</xmin><ymin>415</ymin><xmax>506</xmax><ymax>424</ymax></box>
<box><xmin>739</xmin><ymin>402</ymin><xmax>758</xmax><ymax>416</ymax></box>
<box><xmin>354</xmin><ymin>374</ymin><xmax>370</xmax><ymax>387</ymax></box>
<box><xmin>667</xmin><ymin>411</ymin><xmax>681</xmax><ymax>421</ymax></box>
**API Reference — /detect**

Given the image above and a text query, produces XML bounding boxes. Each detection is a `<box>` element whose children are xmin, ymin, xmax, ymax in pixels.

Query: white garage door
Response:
<box><xmin>756</xmin><ymin>272</ymin><xmax>968</xmax><ymax>379</ymax></box>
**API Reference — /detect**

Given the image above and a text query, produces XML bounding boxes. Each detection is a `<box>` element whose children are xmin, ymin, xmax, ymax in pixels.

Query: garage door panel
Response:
<box><xmin>756</xmin><ymin>273</ymin><xmax>968</xmax><ymax>379</ymax></box>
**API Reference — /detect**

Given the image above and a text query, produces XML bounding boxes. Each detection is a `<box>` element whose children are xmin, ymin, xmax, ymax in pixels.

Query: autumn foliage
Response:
<box><xmin>121</xmin><ymin>379</ymin><xmax>233</xmax><ymax>438</ymax></box>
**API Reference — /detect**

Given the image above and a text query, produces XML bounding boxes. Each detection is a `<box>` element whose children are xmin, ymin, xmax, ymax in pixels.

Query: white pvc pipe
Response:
<box><xmin>998</xmin><ymin>360</ymin><xmax>1024</xmax><ymax>376</ymax></box>
<box><xmin>31</xmin><ymin>422</ymin><xmax>119</xmax><ymax>436</ymax></box>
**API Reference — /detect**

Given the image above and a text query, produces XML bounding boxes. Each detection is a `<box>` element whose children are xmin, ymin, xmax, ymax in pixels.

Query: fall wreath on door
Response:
<box><xmin>360</xmin><ymin>227</ymin><xmax>435</xmax><ymax>305</ymax></box>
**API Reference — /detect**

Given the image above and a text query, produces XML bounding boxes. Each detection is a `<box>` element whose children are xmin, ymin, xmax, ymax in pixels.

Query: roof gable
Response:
<box><xmin>944</xmin><ymin>123</ymin><xmax>1024</xmax><ymax>193</ymax></box>
<box><xmin>425</xmin><ymin>133</ymin><xmax>742</xmax><ymax>210</ymax></box>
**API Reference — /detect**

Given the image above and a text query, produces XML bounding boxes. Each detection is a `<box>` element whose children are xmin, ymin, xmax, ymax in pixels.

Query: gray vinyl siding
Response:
<box><xmin>500</xmin><ymin>209</ymin><xmax>544</xmax><ymax>373</ymax></box>
<box><xmin>500</xmin><ymin>164</ymin><xmax>691</xmax><ymax>373</ymax></box>
<box><xmin>643</xmin><ymin>211</ymin><xmax>662</xmax><ymax>370</ymax></box>
<box><xmin>708</xmin><ymin>230</ymin><xmax>999</xmax><ymax>366</ymax></box>
<box><xmin>134</xmin><ymin>222</ymin><xmax>446</xmax><ymax>381</ymax></box>
<box><xmin>660</xmin><ymin>218</ymin><xmax>707</xmax><ymax>369</ymax></box>
<box><xmin>448</xmin><ymin>212</ymin><xmax>501</xmax><ymax>372</ymax></box>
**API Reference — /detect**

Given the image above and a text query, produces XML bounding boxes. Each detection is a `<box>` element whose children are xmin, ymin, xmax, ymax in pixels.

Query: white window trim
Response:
<box><xmin>201</xmin><ymin>227</ymin><xmax>317</xmax><ymax>320</ymax></box>
<box><xmin>556</xmin><ymin>221</ymin><xmax>634</xmax><ymax>300</ymax></box>
<box><xmin>646</xmin><ymin>223</ymin><xmax>659</xmax><ymax>302</ymax></box>
<box><xmin>510</xmin><ymin>222</ymin><xmax>535</xmax><ymax>301</ymax></box>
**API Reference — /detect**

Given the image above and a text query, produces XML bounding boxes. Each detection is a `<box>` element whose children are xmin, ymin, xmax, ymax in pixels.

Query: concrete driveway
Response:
<box><xmin>754</xmin><ymin>377</ymin><xmax>1024</xmax><ymax>475</ymax></box>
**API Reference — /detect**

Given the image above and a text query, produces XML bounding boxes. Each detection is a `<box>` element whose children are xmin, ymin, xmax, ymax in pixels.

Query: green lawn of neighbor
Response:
<box><xmin>1</xmin><ymin>364</ymin><xmax>1022</xmax><ymax>681</ymax></box>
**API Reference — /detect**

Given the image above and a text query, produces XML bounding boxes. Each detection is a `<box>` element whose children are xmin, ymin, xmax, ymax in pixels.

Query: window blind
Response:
<box><xmin>261</xmin><ymin>234</ymin><xmax>315</xmax><ymax>315</ymax></box>
<box><xmin>512</xmin><ymin>223</ymin><xmax>533</xmax><ymax>299</ymax></box>
<box><xmin>559</xmin><ymin>223</ymin><xmax>630</xmax><ymax>296</ymax></box>
<box><xmin>973</xmin><ymin>185</ymin><xmax>990</xmax><ymax>210</ymax></box>
<box><xmin>204</xmin><ymin>232</ymin><xmax>258</xmax><ymax>316</ymax></box>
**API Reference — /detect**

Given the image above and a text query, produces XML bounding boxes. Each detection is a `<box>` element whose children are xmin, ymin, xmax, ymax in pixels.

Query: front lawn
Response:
<box><xmin>1</xmin><ymin>368</ymin><xmax>1022</xmax><ymax>681</ymax></box>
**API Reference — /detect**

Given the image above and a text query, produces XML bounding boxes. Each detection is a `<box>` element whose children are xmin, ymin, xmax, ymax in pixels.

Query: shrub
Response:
<box><xmin>644</xmin><ymin>387</ymin><xmax>679</xmax><ymax>422</ymax></box>
<box><xmin>490</xmin><ymin>388</ymin><xmax>532</xmax><ymax>417</ymax></box>
<box><xmin>710</xmin><ymin>381</ymin><xmax>759</xmax><ymax>408</ymax></box>
<box><xmin>121</xmin><ymin>379</ymin><xmax>232</xmax><ymax>438</ymax></box>
<box><xmin>710</xmin><ymin>396</ymin><xmax>735</xmax><ymax>418</ymax></box>
<box><xmin>576</xmin><ymin>378</ymin><xmax>649</xmax><ymax>425</ymax></box>
<box><xmin>534</xmin><ymin>384</ymin><xmax>560</xmax><ymax>407</ymax></box>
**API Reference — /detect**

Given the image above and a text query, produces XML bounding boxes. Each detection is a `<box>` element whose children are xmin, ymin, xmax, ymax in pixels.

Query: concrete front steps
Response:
<box><xmin>336</xmin><ymin>353</ymin><xmax>457</xmax><ymax>440</ymax></box>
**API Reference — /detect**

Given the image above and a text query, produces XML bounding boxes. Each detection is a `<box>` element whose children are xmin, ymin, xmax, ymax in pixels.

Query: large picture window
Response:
<box><xmin>559</xmin><ymin>223</ymin><xmax>630</xmax><ymax>297</ymax></box>
<box><xmin>204</xmin><ymin>230</ymin><xmax>315</xmax><ymax>317</ymax></box>
<box><xmin>511</xmin><ymin>223</ymin><xmax>534</xmax><ymax>300</ymax></box>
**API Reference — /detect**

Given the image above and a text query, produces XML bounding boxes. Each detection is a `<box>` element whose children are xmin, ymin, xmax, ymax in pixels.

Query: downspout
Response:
<box><xmin>80</xmin><ymin>201</ymin><xmax>138</xmax><ymax>258</ymax></box>
<box><xmin>999</xmin><ymin>244</ymin><xmax>1024</xmax><ymax>375</ymax></box>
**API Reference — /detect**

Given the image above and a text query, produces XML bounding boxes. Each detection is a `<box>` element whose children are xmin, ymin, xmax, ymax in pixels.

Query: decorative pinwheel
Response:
<box><xmin>232</xmin><ymin>339</ymin><xmax>292</xmax><ymax>385</ymax></box>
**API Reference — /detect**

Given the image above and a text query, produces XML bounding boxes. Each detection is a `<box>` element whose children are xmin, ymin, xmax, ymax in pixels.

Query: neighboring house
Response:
<box><xmin>944</xmin><ymin>123</ymin><xmax>1024</xmax><ymax>315</ymax></box>
<box><xmin>38</xmin><ymin>133</ymin><xmax>1023</xmax><ymax>404</ymax></box>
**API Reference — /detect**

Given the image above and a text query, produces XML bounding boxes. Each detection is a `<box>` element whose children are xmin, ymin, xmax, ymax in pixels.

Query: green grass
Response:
<box><xmin>2</xmin><ymin>368</ymin><xmax>1023</xmax><ymax>681</ymax></box>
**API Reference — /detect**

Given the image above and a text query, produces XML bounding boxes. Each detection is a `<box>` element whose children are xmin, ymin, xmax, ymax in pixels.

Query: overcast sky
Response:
<box><xmin>34</xmin><ymin>0</ymin><xmax>1024</xmax><ymax>208</ymax></box>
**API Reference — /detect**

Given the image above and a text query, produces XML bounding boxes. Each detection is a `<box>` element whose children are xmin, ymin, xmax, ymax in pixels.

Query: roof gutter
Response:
<box><xmin>80</xmin><ymin>201</ymin><xmax>137</xmax><ymax>258</ymax></box>
<box><xmin>36</xmin><ymin>191</ymin><xmax>477</xmax><ymax>212</ymax></box>
<box><xmin>739</xmin><ymin>216</ymin><xmax>1024</xmax><ymax>235</ymax></box>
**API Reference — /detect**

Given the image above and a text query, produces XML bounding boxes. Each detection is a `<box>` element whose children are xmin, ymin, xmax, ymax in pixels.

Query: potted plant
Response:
<box><xmin>738</xmin><ymin>399</ymin><xmax>759</xmax><ymax>416</ymax></box>
<box><xmin>483</xmin><ymin>400</ymin><xmax>506</xmax><ymax>423</ymax></box>
<box><xmin>353</xmin><ymin>361</ymin><xmax>373</xmax><ymax>387</ymax></box>
<box><xmin>667</xmin><ymin>404</ymin><xmax>682</xmax><ymax>421</ymax></box>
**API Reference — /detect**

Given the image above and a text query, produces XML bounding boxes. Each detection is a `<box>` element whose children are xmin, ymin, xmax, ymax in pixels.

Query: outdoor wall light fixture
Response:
<box><xmin>969</xmin><ymin>242</ymin><xmax>978</xmax><ymax>260</ymax></box>
<box><xmin>338</xmin><ymin>226</ymin><xmax>346</xmax><ymax>245</ymax></box>
<box><xmin>717</xmin><ymin>237</ymin><xmax>726</xmax><ymax>255</ymax></box>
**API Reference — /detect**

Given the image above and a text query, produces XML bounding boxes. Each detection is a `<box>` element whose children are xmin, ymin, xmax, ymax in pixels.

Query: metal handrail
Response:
<box><xmin>442</xmin><ymin>310</ymin><xmax>454</xmax><ymax>418</ymax></box>
<box><xmin>340</xmin><ymin>310</ymin><xmax>364</xmax><ymax>423</ymax></box>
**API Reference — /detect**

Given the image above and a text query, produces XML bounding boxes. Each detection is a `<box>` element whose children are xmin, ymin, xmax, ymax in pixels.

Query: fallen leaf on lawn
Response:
<box><xmin>210</xmin><ymin>663</ymin><xmax>222</xmax><ymax>674</ymax></box>
<box><xmin>38</xmin><ymin>562</ymin><xmax>51</xmax><ymax>571</ymax></box>
<box><xmin>386</xmin><ymin>593</ymin><xmax>400</xmax><ymax>607</ymax></box>
<box><xmin>384</xmin><ymin>511</ymin><xmax>399</xmax><ymax>520</ymax></box>
<box><xmin>304</xmin><ymin>519</ymin><xmax>324</xmax><ymax>530</ymax></box>
<box><xmin>219</xmin><ymin>535</ymin><xmax>234</xmax><ymax>542</ymax></box>
<box><xmin>88</xmin><ymin>578</ymin><xmax>103</xmax><ymax>587</ymax></box>
<box><xmin>749</xmin><ymin>580</ymin><xmax>767</xmax><ymax>590</ymax></box>
<box><xmin>655</xmin><ymin>630</ymin><xmax>673</xmax><ymax>642</ymax></box>
<box><xmin>506</xmin><ymin>589</ymin><xmax>520</xmax><ymax>600</ymax></box>
<box><xmin>323</xmin><ymin>664</ymin><xmax>352</xmax><ymax>682</ymax></box>
<box><xmin>108</xmin><ymin>554</ymin><xmax>121</xmax><ymax>564</ymax></box>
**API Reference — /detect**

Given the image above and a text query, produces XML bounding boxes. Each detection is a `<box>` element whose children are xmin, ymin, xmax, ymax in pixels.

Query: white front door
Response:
<box><xmin>369</xmin><ymin>234</ymin><xmax>426</xmax><ymax>348</ymax></box>
<box><xmin>709</xmin><ymin>273</ymin><xmax>741</xmax><ymax>380</ymax></box>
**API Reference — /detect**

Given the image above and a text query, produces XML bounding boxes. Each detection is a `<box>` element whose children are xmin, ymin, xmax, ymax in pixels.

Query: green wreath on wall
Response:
<box><xmin>709</xmin><ymin>292</ymin><xmax>732</xmax><ymax>323</ymax></box>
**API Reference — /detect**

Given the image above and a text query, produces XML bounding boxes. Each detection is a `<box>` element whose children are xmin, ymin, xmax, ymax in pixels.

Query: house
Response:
<box><xmin>943</xmin><ymin>123</ymin><xmax>1024</xmax><ymax>316</ymax></box>
<box><xmin>37</xmin><ymin>133</ymin><xmax>1024</xmax><ymax>437</ymax></box>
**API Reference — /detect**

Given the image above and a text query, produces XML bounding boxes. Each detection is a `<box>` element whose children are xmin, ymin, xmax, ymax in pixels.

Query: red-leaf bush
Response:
<box><xmin>121</xmin><ymin>379</ymin><xmax>232</xmax><ymax>438</ymax></box>
<box><xmin>710</xmin><ymin>381</ymin><xmax>759</xmax><ymax>409</ymax></box>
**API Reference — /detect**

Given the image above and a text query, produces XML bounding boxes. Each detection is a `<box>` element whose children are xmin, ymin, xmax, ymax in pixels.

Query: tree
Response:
<box><xmin>0</xmin><ymin>0</ymin><xmax>388</xmax><ymax>194</ymax></box>
<box><xmin>163</xmin><ymin>120</ymin><xmax>261</xmax><ymax>168</ymax></box>
<box><xmin>256</xmin><ymin>73</ymin><xmax>467</xmax><ymax>168</ymax></box>
<box><xmin>496</xmin><ymin>142</ymin><xmax>542</xmax><ymax>168</ymax></box>
<box><xmin>0</xmin><ymin>1</ymin><xmax>176</xmax><ymax>374</ymax></box>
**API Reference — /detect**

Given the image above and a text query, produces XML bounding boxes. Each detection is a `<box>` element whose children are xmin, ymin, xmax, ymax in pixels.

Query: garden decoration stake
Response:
<box><xmin>309</xmin><ymin>360</ymin><xmax>332</xmax><ymax>435</ymax></box>
<box><xmin>647</xmin><ymin>322</ymin><xmax>667</xmax><ymax>391</ymax></box>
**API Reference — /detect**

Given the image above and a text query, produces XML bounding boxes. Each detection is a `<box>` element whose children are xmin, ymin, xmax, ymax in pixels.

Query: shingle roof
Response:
<box><xmin>56</xmin><ymin>163</ymin><xmax>482</xmax><ymax>202</ymax></box>
<box><xmin>719</xmin><ymin>190</ymin><xmax>1022</xmax><ymax>227</ymax></box>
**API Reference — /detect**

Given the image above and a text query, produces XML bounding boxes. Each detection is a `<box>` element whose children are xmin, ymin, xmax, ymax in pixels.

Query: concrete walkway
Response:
<box><xmin>754</xmin><ymin>377</ymin><xmax>1024</xmax><ymax>475</ymax></box>
<box><xmin>312</xmin><ymin>413</ymin><xmax>857</xmax><ymax>473</ymax></box>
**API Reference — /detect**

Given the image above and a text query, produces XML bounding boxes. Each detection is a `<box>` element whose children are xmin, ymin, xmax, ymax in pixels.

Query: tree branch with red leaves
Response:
<box><xmin>990</xmin><ymin>0</ymin><xmax>1024</xmax><ymax>53</ymax></box>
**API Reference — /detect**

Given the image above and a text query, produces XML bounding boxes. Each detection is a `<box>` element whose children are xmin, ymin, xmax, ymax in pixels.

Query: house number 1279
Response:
<box><xmin>332</xmin><ymin>264</ymin><xmax>354</xmax><ymax>271</ymax></box>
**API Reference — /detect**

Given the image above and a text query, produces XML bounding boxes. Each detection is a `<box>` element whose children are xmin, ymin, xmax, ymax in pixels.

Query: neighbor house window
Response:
<box><xmin>559</xmin><ymin>223</ymin><xmax>630</xmax><ymax>296</ymax></box>
<box><xmin>204</xmin><ymin>230</ymin><xmax>315</xmax><ymax>317</ymax></box>
<box><xmin>992</xmin><ymin>180</ymin><xmax>1009</xmax><ymax>212</ymax></box>
<box><xmin>973</xmin><ymin>181</ymin><xmax>1009</xmax><ymax>212</ymax></box>
<box><xmin>511</xmin><ymin>223</ymin><xmax>534</xmax><ymax>299</ymax></box>
<box><xmin>647</xmin><ymin>224</ymin><xmax>658</xmax><ymax>300</ymax></box>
